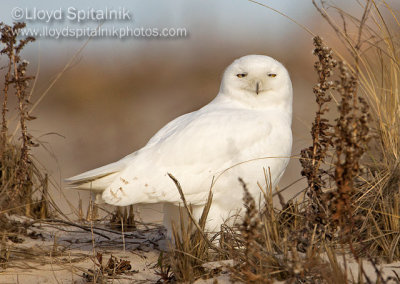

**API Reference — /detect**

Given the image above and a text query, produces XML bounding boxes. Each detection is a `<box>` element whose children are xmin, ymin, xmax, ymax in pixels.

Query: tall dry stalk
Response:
<box><xmin>0</xmin><ymin>25</ymin><xmax>13</xmax><ymax>151</ymax></box>
<box><xmin>300</xmin><ymin>36</ymin><xmax>336</xmax><ymax>235</ymax></box>
<box><xmin>0</xmin><ymin>22</ymin><xmax>48</xmax><ymax>218</ymax></box>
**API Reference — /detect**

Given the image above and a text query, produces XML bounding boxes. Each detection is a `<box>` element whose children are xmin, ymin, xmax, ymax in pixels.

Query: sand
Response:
<box><xmin>0</xmin><ymin>216</ymin><xmax>164</xmax><ymax>283</ymax></box>
<box><xmin>1</xmin><ymin>215</ymin><xmax>399</xmax><ymax>283</ymax></box>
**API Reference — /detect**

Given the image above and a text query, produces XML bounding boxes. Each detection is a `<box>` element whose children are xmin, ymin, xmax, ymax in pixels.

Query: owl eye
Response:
<box><xmin>268</xmin><ymin>73</ymin><xmax>277</xmax><ymax>77</ymax></box>
<box><xmin>236</xmin><ymin>73</ymin><xmax>248</xmax><ymax>78</ymax></box>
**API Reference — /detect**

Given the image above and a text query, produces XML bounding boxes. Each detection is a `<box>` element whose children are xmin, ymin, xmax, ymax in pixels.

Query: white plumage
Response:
<box><xmin>66</xmin><ymin>55</ymin><xmax>293</xmax><ymax>235</ymax></box>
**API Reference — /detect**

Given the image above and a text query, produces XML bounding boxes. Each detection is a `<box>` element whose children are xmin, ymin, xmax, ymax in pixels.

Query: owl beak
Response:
<box><xmin>256</xmin><ymin>82</ymin><xmax>261</xmax><ymax>95</ymax></box>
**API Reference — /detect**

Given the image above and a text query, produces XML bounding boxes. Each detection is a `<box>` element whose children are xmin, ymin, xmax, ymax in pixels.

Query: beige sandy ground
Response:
<box><xmin>1</xmin><ymin>215</ymin><xmax>399</xmax><ymax>283</ymax></box>
<box><xmin>0</xmin><ymin>215</ymin><xmax>166</xmax><ymax>283</ymax></box>
<box><xmin>0</xmin><ymin>249</ymin><xmax>160</xmax><ymax>284</ymax></box>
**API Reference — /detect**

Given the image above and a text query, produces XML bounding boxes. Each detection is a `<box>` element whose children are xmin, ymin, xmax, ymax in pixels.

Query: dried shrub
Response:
<box><xmin>298</xmin><ymin>37</ymin><xmax>371</xmax><ymax>258</ymax></box>
<box><xmin>300</xmin><ymin>36</ymin><xmax>337</xmax><ymax>238</ymax></box>
<box><xmin>300</xmin><ymin>34</ymin><xmax>371</xmax><ymax>240</ymax></box>
<box><xmin>0</xmin><ymin>22</ymin><xmax>49</xmax><ymax>219</ymax></box>
<box><xmin>331</xmin><ymin>61</ymin><xmax>370</xmax><ymax>230</ymax></box>
<box><xmin>83</xmin><ymin>252</ymin><xmax>135</xmax><ymax>283</ymax></box>
<box><xmin>226</xmin><ymin>177</ymin><xmax>348</xmax><ymax>283</ymax></box>
<box><xmin>297</xmin><ymin>36</ymin><xmax>375</xmax><ymax>266</ymax></box>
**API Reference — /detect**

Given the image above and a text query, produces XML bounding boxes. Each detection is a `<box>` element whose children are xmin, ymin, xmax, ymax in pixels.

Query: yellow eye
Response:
<box><xmin>236</xmin><ymin>73</ymin><xmax>247</xmax><ymax>78</ymax></box>
<box><xmin>268</xmin><ymin>73</ymin><xmax>277</xmax><ymax>77</ymax></box>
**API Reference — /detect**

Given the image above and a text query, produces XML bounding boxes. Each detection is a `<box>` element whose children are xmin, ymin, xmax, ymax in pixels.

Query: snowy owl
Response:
<box><xmin>66</xmin><ymin>55</ymin><xmax>293</xmax><ymax>236</ymax></box>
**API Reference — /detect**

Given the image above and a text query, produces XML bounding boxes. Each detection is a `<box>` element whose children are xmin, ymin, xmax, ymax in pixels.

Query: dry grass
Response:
<box><xmin>163</xmin><ymin>174</ymin><xmax>218</xmax><ymax>282</ymax></box>
<box><xmin>82</xmin><ymin>252</ymin><xmax>134</xmax><ymax>283</ymax></box>
<box><xmin>311</xmin><ymin>0</ymin><xmax>400</xmax><ymax>261</ymax></box>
